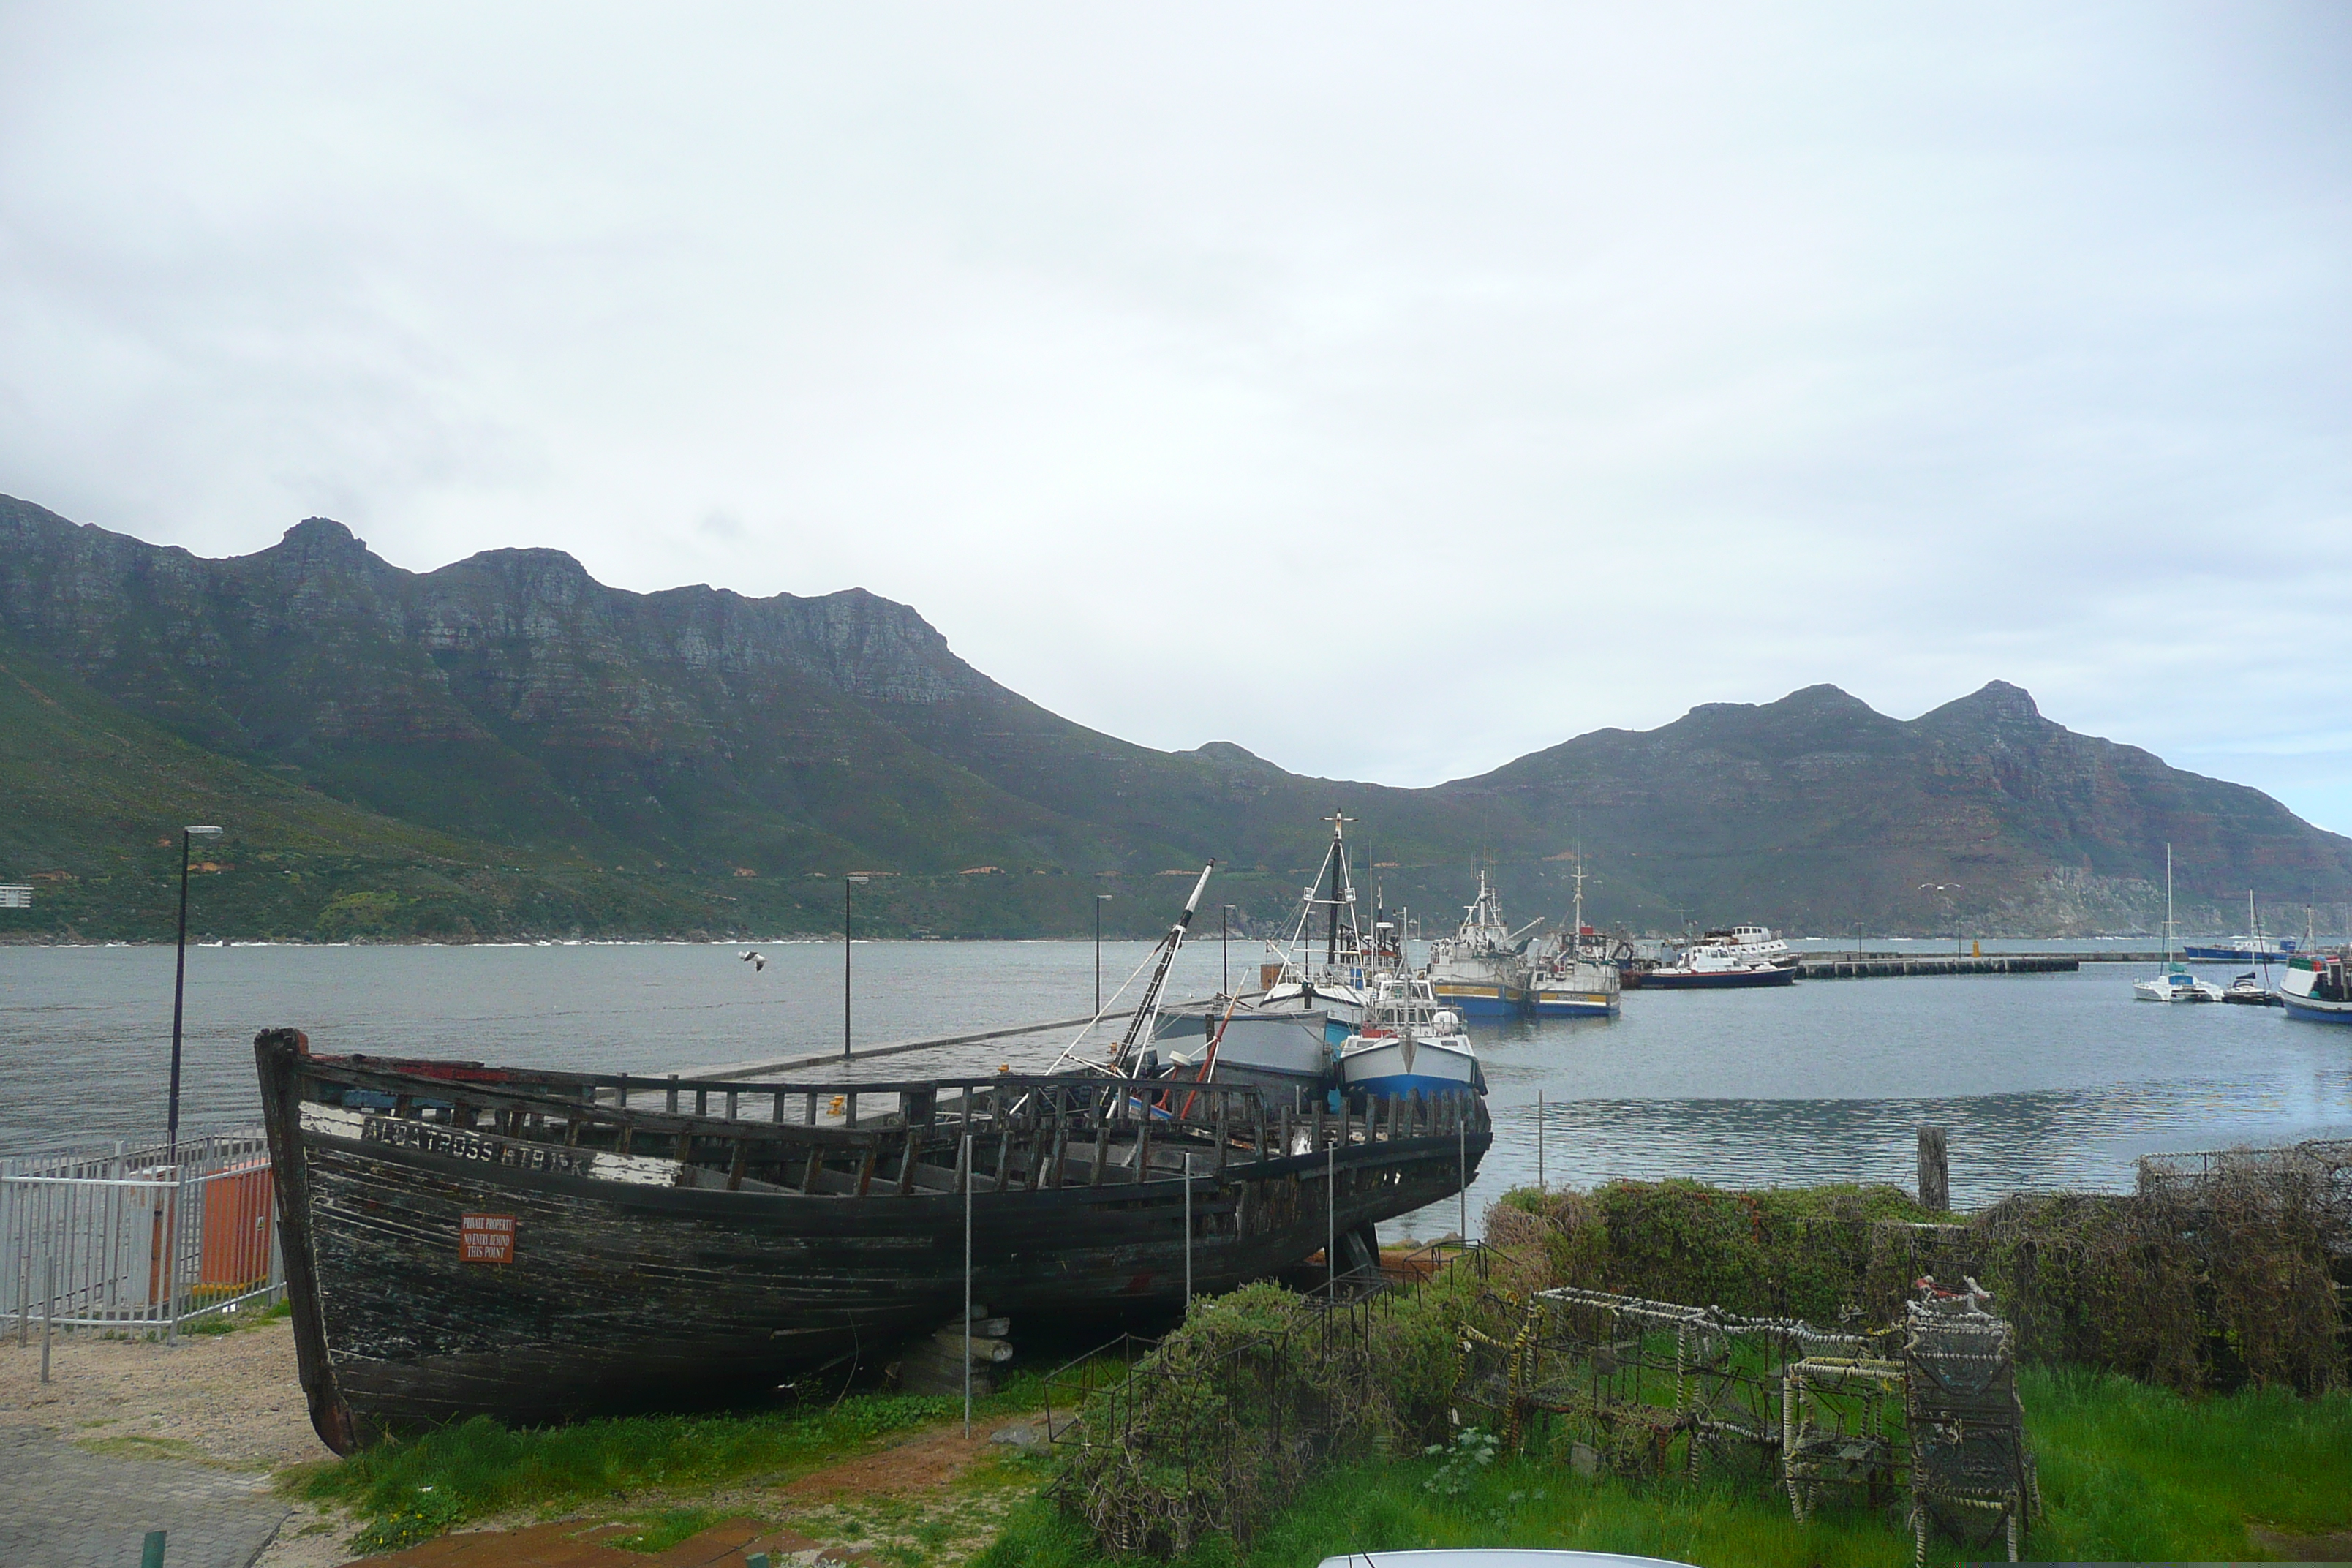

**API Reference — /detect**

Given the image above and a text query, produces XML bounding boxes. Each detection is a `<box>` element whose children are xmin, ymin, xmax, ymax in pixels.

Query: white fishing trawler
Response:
<box><xmin>1526</xmin><ymin>857</ymin><xmax>1621</xmax><ymax>1017</ymax></box>
<box><xmin>1254</xmin><ymin>813</ymin><xmax>1373</xmax><ymax>1041</ymax></box>
<box><xmin>1425</xmin><ymin>870</ymin><xmax>1539</xmax><ymax>1017</ymax></box>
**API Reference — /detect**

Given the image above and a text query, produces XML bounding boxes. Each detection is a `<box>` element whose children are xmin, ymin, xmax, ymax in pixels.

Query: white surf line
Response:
<box><xmin>669</xmin><ymin>998</ymin><xmax>1219</xmax><ymax>1082</ymax></box>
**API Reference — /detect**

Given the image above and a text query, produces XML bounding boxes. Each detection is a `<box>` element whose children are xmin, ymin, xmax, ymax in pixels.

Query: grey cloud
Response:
<box><xmin>1</xmin><ymin>1</ymin><xmax>2345</xmax><ymax>826</ymax></box>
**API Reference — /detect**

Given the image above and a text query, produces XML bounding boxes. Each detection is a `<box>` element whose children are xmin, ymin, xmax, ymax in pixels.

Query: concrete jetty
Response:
<box><xmin>1797</xmin><ymin>953</ymin><xmax>2081</xmax><ymax>979</ymax></box>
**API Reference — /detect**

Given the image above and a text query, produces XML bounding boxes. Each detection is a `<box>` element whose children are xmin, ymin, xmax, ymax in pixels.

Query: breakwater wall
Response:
<box><xmin>1796</xmin><ymin>953</ymin><xmax>2082</xmax><ymax>979</ymax></box>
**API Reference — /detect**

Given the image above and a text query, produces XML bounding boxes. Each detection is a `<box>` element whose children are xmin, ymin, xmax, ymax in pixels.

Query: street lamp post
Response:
<box><xmin>1094</xmin><ymin>894</ymin><xmax>1114</xmax><ymax>1020</ymax></box>
<box><xmin>843</xmin><ymin>875</ymin><xmax>868</xmax><ymax>1060</ymax></box>
<box><xmin>168</xmin><ymin>826</ymin><xmax>223</xmax><ymax>1158</ymax></box>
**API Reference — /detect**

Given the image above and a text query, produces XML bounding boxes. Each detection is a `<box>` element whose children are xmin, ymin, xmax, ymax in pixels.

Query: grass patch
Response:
<box><xmin>2023</xmin><ymin>1365</ymin><xmax>2352</xmax><ymax>1560</ymax></box>
<box><xmin>298</xmin><ymin>1392</ymin><xmax>954</xmax><ymax>1528</ymax></box>
<box><xmin>295</xmin><ymin>1373</ymin><xmax>1068</xmax><ymax>1551</ymax></box>
<box><xmin>975</xmin><ymin>1365</ymin><xmax>2352</xmax><ymax>1568</ymax></box>
<box><xmin>181</xmin><ymin>1297</ymin><xmax>293</xmax><ymax>1335</ymax></box>
<box><xmin>608</xmin><ymin>1506</ymin><xmax>727</xmax><ymax>1553</ymax></box>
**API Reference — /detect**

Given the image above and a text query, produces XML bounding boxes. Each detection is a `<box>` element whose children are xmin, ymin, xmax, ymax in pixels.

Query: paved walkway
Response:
<box><xmin>0</xmin><ymin>1425</ymin><xmax>291</xmax><ymax>1568</ymax></box>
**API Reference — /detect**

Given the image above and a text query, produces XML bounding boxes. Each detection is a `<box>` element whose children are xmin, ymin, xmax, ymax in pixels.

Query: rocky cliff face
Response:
<box><xmin>0</xmin><ymin>496</ymin><xmax>1124</xmax><ymax>874</ymax></box>
<box><xmin>1442</xmin><ymin>679</ymin><xmax>2352</xmax><ymax>930</ymax></box>
<box><xmin>6</xmin><ymin>491</ymin><xmax>2348</xmax><ymax>935</ymax></box>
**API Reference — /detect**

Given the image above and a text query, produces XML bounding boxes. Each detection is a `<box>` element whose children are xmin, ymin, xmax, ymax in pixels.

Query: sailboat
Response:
<box><xmin>2134</xmin><ymin>844</ymin><xmax>2223</xmax><ymax>1003</ymax></box>
<box><xmin>2220</xmin><ymin>891</ymin><xmax>2283</xmax><ymax>1006</ymax></box>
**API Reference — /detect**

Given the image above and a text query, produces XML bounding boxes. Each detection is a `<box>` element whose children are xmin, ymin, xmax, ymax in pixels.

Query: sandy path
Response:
<box><xmin>0</xmin><ymin>1318</ymin><xmax>329</xmax><ymax>1471</ymax></box>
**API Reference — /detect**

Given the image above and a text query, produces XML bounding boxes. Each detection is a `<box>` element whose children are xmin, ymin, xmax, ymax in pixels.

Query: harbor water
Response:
<box><xmin>3</xmin><ymin>940</ymin><xmax>2346</xmax><ymax>1240</ymax></box>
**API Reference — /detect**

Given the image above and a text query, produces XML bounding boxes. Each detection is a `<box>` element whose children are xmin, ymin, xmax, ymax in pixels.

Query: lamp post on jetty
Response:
<box><xmin>843</xmin><ymin>875</ymin><xmax>868</xmax><ymax>1060</ymax></box>
<box><xmin>1094</xmin><ymin>894</ymin><xmax>1113</xmax><ymax>1021</ymax></box>
<box><xmin>168</xmin><ymin>825</ymin><xmax>223</xmax><ymax>1158</ymax></box>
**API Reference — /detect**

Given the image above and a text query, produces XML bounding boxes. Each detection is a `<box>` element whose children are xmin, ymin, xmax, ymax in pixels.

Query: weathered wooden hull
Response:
<box><xmin>255</xmin><ymin>1032</ymin><xmax>1488</xmax><ymax>1450</ymax></box>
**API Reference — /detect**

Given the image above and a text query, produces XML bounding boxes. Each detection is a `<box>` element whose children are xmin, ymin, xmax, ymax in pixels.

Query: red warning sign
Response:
<box><xmin>459</xmin><ymin>1213</ymin><xmax>516</xmax><ymax>1264</ymax></box>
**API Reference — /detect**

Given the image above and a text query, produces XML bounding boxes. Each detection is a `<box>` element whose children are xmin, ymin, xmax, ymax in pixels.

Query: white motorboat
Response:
<box><xmin>1338</xmin><ymin>973</ymin><xmax>1482</xmax><ymax>1098</ymax></box>
<box><xmin>2135</xmin><ymin>845</ymin><xmax>2223</xmax><ymax>1003</ymax></box>
<box><xmin>1640</xmin><ymin>941</ymin><xmax>1796</xmax><ymax>990</ymax></box>
<box><xmin>1704</xmin><ymin>924</ymin><xmax>1800</xmax><ymax>969</ymax></box>
<box><xmin>2220</xmin><ymin>971</ymin><xmax>2280</xmax><ymax>1006</ymax></box>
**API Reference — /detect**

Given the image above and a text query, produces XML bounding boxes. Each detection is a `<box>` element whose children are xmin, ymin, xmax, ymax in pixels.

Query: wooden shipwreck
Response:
<box><xmin>255</xmin><ymin>1028</ymin><xmax>1490</xmax><ymax>1452</ymax></box>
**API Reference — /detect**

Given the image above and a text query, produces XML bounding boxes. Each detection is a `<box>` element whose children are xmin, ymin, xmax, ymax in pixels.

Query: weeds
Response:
<box><xmin>978</xmin><ymin>1362</ymin><xmax>2352</xmax><ymax>1568</ymax></box>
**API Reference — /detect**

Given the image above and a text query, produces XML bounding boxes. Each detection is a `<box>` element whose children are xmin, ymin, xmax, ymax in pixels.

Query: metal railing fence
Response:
<box><xmin>2</xmin><ymin>1128</ymin><xmax>282</xmax><ymax>1343</ymax></box>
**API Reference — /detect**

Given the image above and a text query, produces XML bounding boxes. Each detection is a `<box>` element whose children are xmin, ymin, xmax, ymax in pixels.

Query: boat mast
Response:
<box><xmin>1571</xmin><ymin>849</ymin><xmax>1586</xmax><ymax>960</ymax></box>
<box><xmin>1324</xmin><ymin>812</ymin><xmax>1352</xmax><ymax>968</ymax></box>
<box><xmin>2164</xmin><ymin>843</ymin><xmax>2175</xmax><ymax>966</ymax></box>
<box><xmin>1109</xmin><ymin>862</ymin><xmax>1214</xmax><ymax>1073</ymax></box>
<box><xmin>2253</xmin><ymin>889</ymin><xmax>2271</xmax><ymax>985</ymax></box>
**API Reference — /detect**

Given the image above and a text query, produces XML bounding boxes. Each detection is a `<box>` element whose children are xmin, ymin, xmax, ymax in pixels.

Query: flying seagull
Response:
<box><xmin>740</xmin><ymin>951</ymin><xmax>765</xmax><ymax>972</ymax></box>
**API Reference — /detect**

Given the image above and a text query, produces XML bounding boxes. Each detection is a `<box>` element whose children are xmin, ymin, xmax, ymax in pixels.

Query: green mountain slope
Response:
<box><xmin>5</xmin><ymin>491</ymin><xmax>2348</xmax><ymax>941</ymax></box>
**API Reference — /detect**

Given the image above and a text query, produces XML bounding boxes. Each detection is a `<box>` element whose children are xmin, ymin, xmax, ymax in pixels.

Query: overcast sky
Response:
<box><xmin>4</xmin><ymin>4</ymin><xmax>2349</xmax><ymax>829</ymax></box>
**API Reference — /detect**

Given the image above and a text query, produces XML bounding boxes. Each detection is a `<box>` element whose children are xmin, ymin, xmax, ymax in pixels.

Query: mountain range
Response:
<box><xmin>4</xmin><ymin>491</ymin><xmax>2348</xmax><ymax>943</ymax></box>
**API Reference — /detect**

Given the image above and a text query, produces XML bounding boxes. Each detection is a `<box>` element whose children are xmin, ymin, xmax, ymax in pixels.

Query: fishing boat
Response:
<box><xmin>1638</xmin><ymin>938</ymin><xmax>1797</xmax><ymax>991</ymax></box>
<box><xmin>256</xmin><ymin>870</ymin><xmax>1490</xmax><ymax>1452</ymax></box>
<box><xmin>1525</xmin><ymin>857</ymin><xmax>1622</xmax><ymax>1017</ymax></box>
<box><xmin>1704</xmin><ymin>925</ymin><xmax>1800</xmax><ymax>969</ymax></box>
<box><xmin>1337</xmin><ymin>974</ymin><xmax>1482</xmax><ymax>1099</ymax></box>
<box><xmin>2183</xmin><ymin>892</ymin><xmax>2299</xmax><ymax>965</ymax></box>
<box><xmin>1156</xmin><ymin>1003</ymin><xmax>1335</xmax><ymax>1097</ymax></box>
<box><xmin>2134</xmin><ymin>845</ymin><xmax>2223</xmax><ymax>1003</ymax></box>
<box><xmin>2183</xmin><ymin>938</ymin><xmax>2300</xmax><ymax>963</ymax></box>
<box><xmin>1425</xmin><ymin>870</ymin><xmax>1539</xmax><ymax>1017</ymax></box>
<box><xmin>1254</xmin><ymin>814</ymin><xmax>1375</xmax><ymax>1041</ymax></box>
<box><xmin>2280</xmin><ymin>951</ymin><xmax>2352</xmax><ymax>1023</ymax></box>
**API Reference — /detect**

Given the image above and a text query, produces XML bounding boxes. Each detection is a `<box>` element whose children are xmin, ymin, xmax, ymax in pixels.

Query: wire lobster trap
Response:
<box><xmin>1447</xmin><ymin>1281</ymin><xmax>2036</xmax><ymax>1561</ymax></box>
<box><xmin>1904</xmin><ymin>1284</ymin><xmax>2039</xmax><ymax>1565</ymax></box>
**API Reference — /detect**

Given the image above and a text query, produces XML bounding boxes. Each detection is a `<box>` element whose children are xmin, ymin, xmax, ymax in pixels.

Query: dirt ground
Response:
<box><xmin>0</xmin><ymin>1318</ymin><xmax>1037</xmax><ymax>1568</ymax></box>
<box><xmin>0</xmin><ymin>1314</ymin><xmax>329</xmax><ymax>1472</ymax></box>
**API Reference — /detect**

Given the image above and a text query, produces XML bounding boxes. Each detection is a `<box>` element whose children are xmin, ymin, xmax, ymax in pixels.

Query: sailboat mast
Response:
<box><xmin>2165</xmin><ymin>843</ymin><xmax>2175</xmax><ymax>965</ymax></box>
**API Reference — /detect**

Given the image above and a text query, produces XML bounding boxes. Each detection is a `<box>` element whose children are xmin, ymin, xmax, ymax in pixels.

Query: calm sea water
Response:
<box><xmin>4</xmin><ymin>940</ymin><xmax>2345</xmax><ymax>1240</ymax></box>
